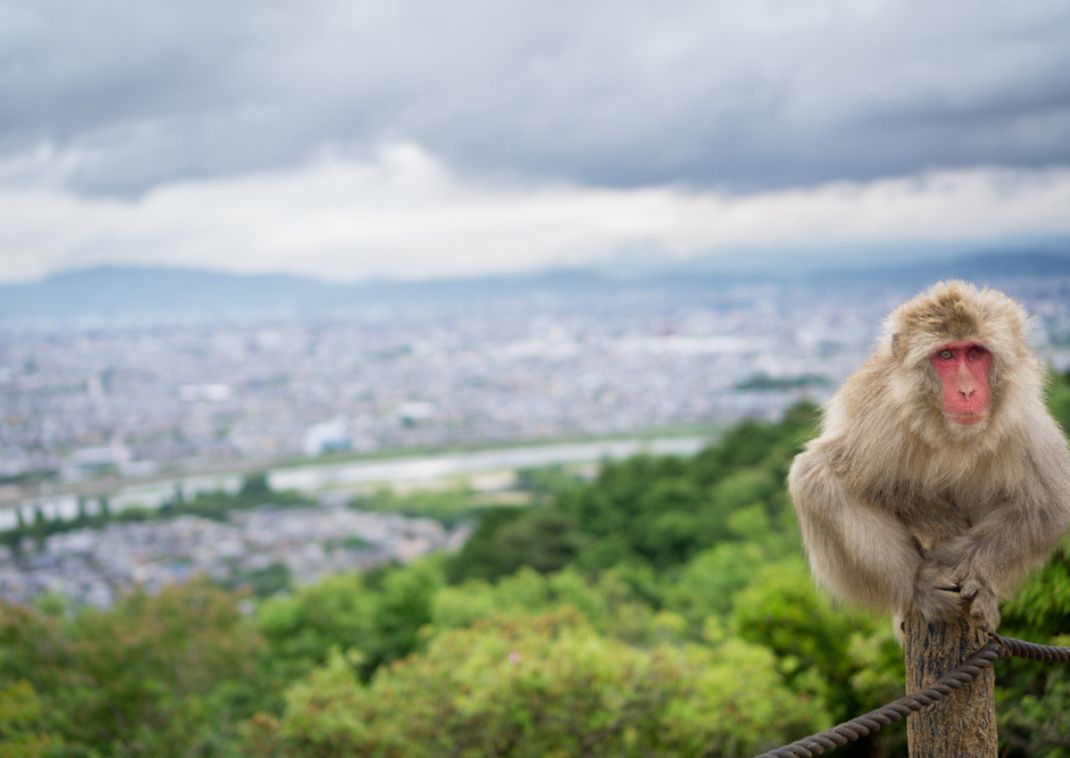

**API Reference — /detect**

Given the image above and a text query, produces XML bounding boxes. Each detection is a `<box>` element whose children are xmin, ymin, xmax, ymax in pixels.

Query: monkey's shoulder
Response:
<box><xmin>804</xmin><ymin>432</ymin><xmax>885</xmax><ymax>484</ymax></box>
<box><xmin>831</xmin><ymin>358</ymin><xmax>891</xmax><ymax>418</ymax></box>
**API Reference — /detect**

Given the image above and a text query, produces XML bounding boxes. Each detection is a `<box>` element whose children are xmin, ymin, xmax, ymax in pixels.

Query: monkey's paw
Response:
<box><xmin>913</xmin><ymin>561</ymin><xmax>963</xmax><ymax>623</ymax></box>
<box><xmin>960</xmin><ymin>577</ymin><xmax>1000</xmax><ymax>631</ymax></box>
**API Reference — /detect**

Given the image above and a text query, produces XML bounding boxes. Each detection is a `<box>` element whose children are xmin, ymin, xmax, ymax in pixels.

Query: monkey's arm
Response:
<box><xmin>931</xmin><ymin>420</ymin><xmax>1070</xmax><ymax>628</ymax></box>
<box><xmin>788</xmin><ymin>447</ymin><xmax>924</xmax><ymax>614</ymax></box>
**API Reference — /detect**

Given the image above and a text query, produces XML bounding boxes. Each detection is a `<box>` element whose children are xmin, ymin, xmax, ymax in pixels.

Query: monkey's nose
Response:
<box><xmin>959</xmin><ymin>387</ymin><xmax>975</xmax><ymax>398</ymax></box>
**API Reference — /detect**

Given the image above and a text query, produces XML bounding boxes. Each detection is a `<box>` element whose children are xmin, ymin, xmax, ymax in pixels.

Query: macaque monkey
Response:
<box><xmin>789</xmin><ymin>281</ymin><xmax>1070</xmax><ymax>632</ymax></box>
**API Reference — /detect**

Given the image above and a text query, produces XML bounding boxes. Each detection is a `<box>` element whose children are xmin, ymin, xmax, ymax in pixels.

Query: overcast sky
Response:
<box><xmin>2</xmin><ymin>0</ymin><xmax>1070</xmax><ymax>282</ymax></box>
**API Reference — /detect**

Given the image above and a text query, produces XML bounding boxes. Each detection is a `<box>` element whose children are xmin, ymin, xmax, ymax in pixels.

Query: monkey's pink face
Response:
<box><xmin>930</xmin><ymin>341</ymin><xmax>992</xmax><ymax>425</ymax></box>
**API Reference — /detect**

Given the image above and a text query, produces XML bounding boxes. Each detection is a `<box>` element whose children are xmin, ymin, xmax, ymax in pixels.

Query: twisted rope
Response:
<box><xmin>754</xmin><ymin>633</ymin><xmax>1070</xmax><ymax>758</ymax></box>
<box><xmin>993</xmin><ymin>632</ymin><xmax>1070</xmax><ymax>664</ymax></box>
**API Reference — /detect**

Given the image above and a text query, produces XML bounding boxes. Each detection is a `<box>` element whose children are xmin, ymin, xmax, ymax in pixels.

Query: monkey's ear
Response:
<box><xmin>890</xmin><ymin>333</ymin><xmax>903</xmax><ymax>359</ymax></box>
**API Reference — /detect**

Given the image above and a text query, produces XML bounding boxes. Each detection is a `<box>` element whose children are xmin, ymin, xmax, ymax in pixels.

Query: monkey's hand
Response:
<box><xmin>913</xmin><ymin>560</ymin><xmax>964</xmax><ymax>623</ymax></box>
<box><xmin>922</xmin><ymin>544</ymin><xmax>1001</xmax><ymax>630</ymax></box>
<box><xmin>959</xmin><ymin>576</ymin><xmax>1000</xmax><ymax>631</ymax></box>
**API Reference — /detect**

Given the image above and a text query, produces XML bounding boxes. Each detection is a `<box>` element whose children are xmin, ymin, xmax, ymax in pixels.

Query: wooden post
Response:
<box><xmin>904</xmin><ymin>611</ymin><xmax>997</xmax><ymax>757</ymax></box>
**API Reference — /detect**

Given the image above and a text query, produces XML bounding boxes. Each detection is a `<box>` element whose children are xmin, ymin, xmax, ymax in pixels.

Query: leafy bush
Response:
<box><xmin>0</xmin><ymin>579</ymin><xmax>267</xmax><ymax>756</ymax></box>
<box><xmin>262</xmin><ymin>608</ymin><xmax>829</xmax><ymax>757</ymax></box>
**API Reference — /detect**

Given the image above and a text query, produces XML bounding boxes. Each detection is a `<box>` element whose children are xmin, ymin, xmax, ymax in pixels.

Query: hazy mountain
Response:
<box><xmin>806</xmin><ymin>249</ymin><xmax>1070</xmax><ymax>287</ymax></box>
<box><xmin>0</xmin><ymin>266</ymin><xmax>352</xmax><ymax>320</ymax></box>
<box><xmin>2</xmin><ymin>250</ymin><xmax>1069</xmax><ymax>321</ymax></box>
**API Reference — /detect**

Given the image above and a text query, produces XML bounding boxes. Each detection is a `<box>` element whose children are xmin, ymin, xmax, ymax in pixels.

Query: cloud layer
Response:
<box><xmin>3</xmin><ymin>1</ymin><xmax>1070</xmax><ymax>196</ymax></box>
<box><xmin>2</xmin><ymin>1</ymin><xmax>1069</xmax><ymax>279</ymax></box>
<box><xmin>4</xmin><ymin>143</ymin><xmax>1069</xmax><ymax>283</ymax></box>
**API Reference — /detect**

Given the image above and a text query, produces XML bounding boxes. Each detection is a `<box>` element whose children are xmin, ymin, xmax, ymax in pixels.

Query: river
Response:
<box><xmin>0</xmin><ymin>435</ymin><xmax>711</xmax><ymax>531</ymax></box>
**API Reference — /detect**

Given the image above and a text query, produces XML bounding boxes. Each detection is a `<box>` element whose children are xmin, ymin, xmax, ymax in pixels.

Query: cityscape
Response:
<box><xmin>5</xmin><ymin>275</ymin><xmax>1070</xmax><ymax>487</ymax></box>
<box><xmin>0</xmin><ymin>499</ymin><xmax>466</xmax><ymax>608</ymax></box>
<box><xmin>1</xmin><ymin>282</ymin><xmax>853</xmax><ymax>487</ymax></box>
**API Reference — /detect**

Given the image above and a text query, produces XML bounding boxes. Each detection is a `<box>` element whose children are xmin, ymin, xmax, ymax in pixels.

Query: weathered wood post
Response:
<box><xmin>904</xmin><ymin>611</ymin><xmax>997</xmax><ymax>757</ymax></box>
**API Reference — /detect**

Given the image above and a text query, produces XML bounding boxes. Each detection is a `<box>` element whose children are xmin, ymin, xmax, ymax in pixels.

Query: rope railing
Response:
<box><xmin>994</xmin><ymin>633</ymin><xmax>1070</xmax><ymax>664</ymax></box>
<box><xmin>754</xmin><ymin>633</ymin><xmax>1070</xmax><ymax>758</ymax></box>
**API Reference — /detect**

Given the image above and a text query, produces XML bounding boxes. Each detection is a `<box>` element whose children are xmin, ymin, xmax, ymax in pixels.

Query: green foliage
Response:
<box><xmin>991</xmin><ymin>370</ymin><xmax>1070</xmax><ymax>757</ymax></box>
<box><xmin>664</xmin><ymin>541</ymin><xmax>770</xmax><ymax>626</ymax></box>
<box><xmin>0</xmin><ymin>579</ymin><xmax>267</xmax><ymax>756</ymax></box>
<box><xmin>352</xmin><ymin>486</ymin><xmax>485</xmax><ymax>526</ymax></box>
<box><xmin>445</xmin><ymin>507</ymin><xmax>527</xmax><ymax>581</ymax></box>
<box><xmin>263</xmin><ymin>608</ymin><xmax>828</xmax><ymax>757</ymax></box>
<box><xmin>546</xmin><ymin>407</ymin><xmax>817</xmax><ymax>574</ymax></box>
<box><xmin>6</xmin><ymin>397</ymin><xmax>1069</xmax><ymax>756</ymax></box>
<box><xmin>1002</xmin><ymin>539</ymin><xmax>1070</xmax><ymax>633</ymax></box>
<box><xmin>222</xmin><ymin>560</ymin><xmax>293</xmax><ymax>598</ymax></box>
<box><xmin>170</xmin><ymin>485</ymin><xmax>314</xmax><ymax>521</ymax></box>
<box><xmin>446</xmin><ymin>506</ymin><xmax>584</xmax><ymax>582</ymax></box>
<box><xmin>513</xmin><ymin>463</ymin><xmax>585</xmax><ymax>499</ymax></box>
<box><xmin>115</xmin><ymin>504</ymin><xmax>154</xmax><ymax>522</ymax></box>
<box><xmin>1046</xmin><ymin>368</ymin><xmax>1070</xmax><ymax>436</ymax></box>
<box><xmin>239</xmin><ymin>471</ymin><xmax>272</xmax><ymax>498</ymax></box>
<box><xmin>0</xmin><ymin>680</ymin><xmax>62</xmax><ymax>756</ymax></box>
<box><xmin>995</xmin><ymin>538</ymin><xmax>1070</xmax><ymax>757</ymax></box>
<box><xmin>431</xmin><ymin>566</ymin><xmax>675</xmax><ymax>646</ymax></box>
<box><xmin>728</xmin><ymin>560</ymin><xmax>902</xmax><ymax>721</ymax></box>
<box><xmin>323</xmin><ymin>534</ymin><xmax>372</xmax><ymax>551</ymax></box>
<box><xmin>258</xmin><ymin>560</ymin><xmax>441</xmax><ymax>683</ymax></box>
<box><xmin>997</xmin><ymin>668</ymin><xmax>1070</xmax><ymax>758</ymax></box>
<box><xmin>257</xmin><ymin>573</ymin><xmax>375</xmax><ymax>683</ymax></box>
<box><xmin>735</xmin><ymin>372</ymin><xmax>831</xmax><ymax>391</ymax></box>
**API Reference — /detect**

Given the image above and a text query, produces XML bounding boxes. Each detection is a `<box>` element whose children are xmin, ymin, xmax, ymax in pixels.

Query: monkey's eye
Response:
<box><xmin>937</xmin><ymin>349</ymin><xmax>954</xmax><ymax>360</ymax></box>
<box><xmin>967</xmin><ymin>345</ymin><xmax>987</xmax><ymax>361</ymax></box>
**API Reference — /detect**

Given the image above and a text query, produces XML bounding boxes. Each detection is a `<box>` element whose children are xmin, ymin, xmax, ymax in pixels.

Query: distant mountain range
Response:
<box><xmin>2</xmin><ymin>250</ymin><xmax>1069</xmax><ymax>321</ymax></box>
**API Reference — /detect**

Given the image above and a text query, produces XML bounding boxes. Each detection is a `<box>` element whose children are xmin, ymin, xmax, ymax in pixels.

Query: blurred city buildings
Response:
<box><xmin>2</xmin><ymin>278</ymin><xmax>1069</xmax><ymax>493</ymax></box>
<box><xmin>0</xmin><ymin>501</ymin><xmax>465</xmax><ymax>607</ymax></box>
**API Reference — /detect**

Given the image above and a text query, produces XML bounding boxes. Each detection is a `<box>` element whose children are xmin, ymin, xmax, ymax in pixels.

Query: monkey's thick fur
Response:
<box><xmin>789</xmin><ymin>281</ymin><xmax>1070</xmax><ymax>632</ymax></box>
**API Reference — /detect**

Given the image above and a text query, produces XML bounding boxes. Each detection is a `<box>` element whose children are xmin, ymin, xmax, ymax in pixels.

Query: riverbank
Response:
<box><xmin>0</xmin><ymin>431</ymin><xmax>717</xmax><ymax>531</ymax></box>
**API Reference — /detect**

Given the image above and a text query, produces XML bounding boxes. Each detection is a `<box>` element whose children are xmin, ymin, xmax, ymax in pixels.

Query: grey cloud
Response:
<box><xmin>3</xmin><ymin>0</ymin><xmax>1070</xmax><ymax>196</ymax></box>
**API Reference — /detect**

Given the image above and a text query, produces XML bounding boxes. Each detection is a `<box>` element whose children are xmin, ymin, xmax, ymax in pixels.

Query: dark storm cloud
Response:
<box><xmin>3</xmin><ymin>0</ymin><xmax>1070</xmax><ymax>196</ymax></box>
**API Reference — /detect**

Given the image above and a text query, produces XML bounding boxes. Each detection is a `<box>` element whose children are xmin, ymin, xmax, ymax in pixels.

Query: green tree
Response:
<box><xmin>258</xmin><ymin>572</ymin><xmax>376</xmax><ymax>683</ymax></box>
<box><xmin>447</xmin><ymin>507</ymin><xmax>583</xmax><ymax>582</ymax></box>
<box><xmin>0</xmin><ymin>580</ymin><xmax>267</xmax><ymax>756</ymax></box>
<box><xmin>728</xmin><ymin>560</ymin><xmax>902</xmax><ymax>743</ymax></box>
<box><xmin>0</xmin><ymin>680</ymin><xmax>63</xmax><ymax>756</ymax></box>
<box><xmin>664</xmin><ymin>541</ymin><xmax>770</xmax><ymax>629</ymax></box>
<box><xmin>1045</xmin><ymin>369</ymin><xmax>1070</xmax><ymax>434</ymax></box>
<box><xmin>260</xmin><ymin>608</ymin><xmax>828</xmax><ymax>757</ymax></box>
<box><xmin>995</xmin><ymin>538</ymin><xmax>1070</xmax><ymax>757</ymax></box>
<box><xmin>239</xmin><ymin>471</ymin><xmax>271</xmax><ymax>498</ymax></box>
<box><xmin>258</xmin><ymin>561</ymin><xmax>442</xmax><ymax>683</ymax></box>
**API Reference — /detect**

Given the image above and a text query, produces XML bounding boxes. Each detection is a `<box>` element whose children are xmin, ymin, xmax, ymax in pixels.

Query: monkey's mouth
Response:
<box><xmin>945</xmin><ymin>411</ymin><xmax>986</xmax><ymax>426</ymax></box>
